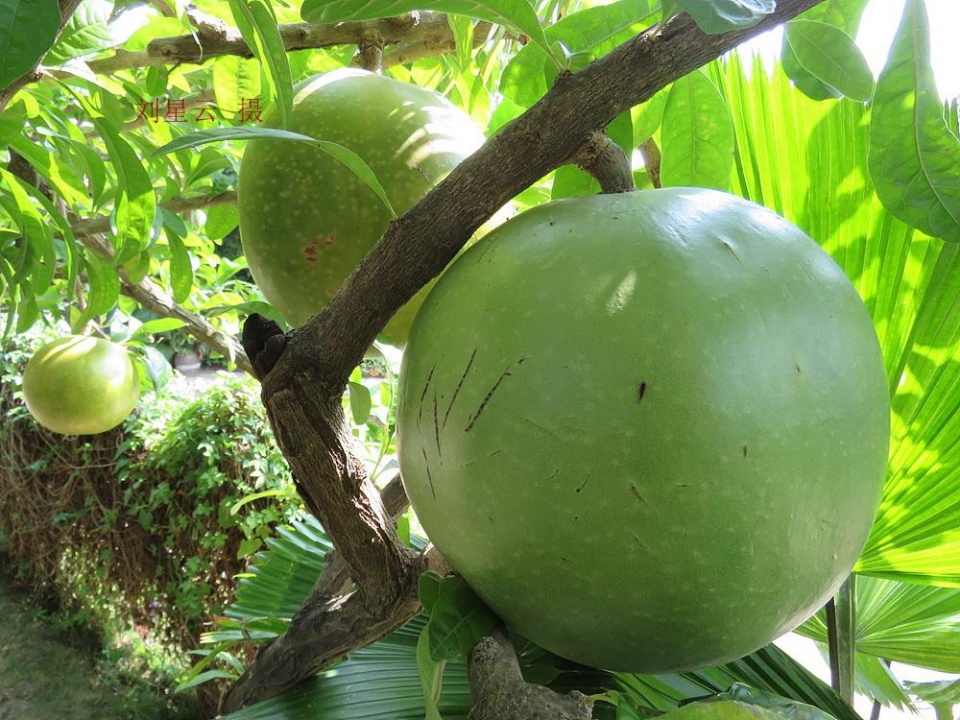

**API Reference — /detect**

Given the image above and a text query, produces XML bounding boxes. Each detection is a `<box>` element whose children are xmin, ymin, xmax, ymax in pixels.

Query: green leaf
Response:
<box><xmin>0</xmin><ymin>0</ymin><xmax>60</xmax><ymax>89</ymax></box>
<box><xmin>302</xmin><ymin>0</ymin><xmax>556</xmax><ymax>68</ymax></box>
<box><xmin>44</xmin><ymin>0</ymin><xmax>121</xmax><ymax>65</ymax></box>
<box><xmin>165</xmin><ymin>228</ymin><xmax>193</xmax><ymax>304</ymax></box>
<box><xmin>426</xmin><ymin>577</ymin><xmax>498</xmax><ymax>661</ymax></box>
<box><xmin>90</xmin><ymin>116</ymin><xmax>156</xmax><ymax>263</ymax></box>
<box><xmin>225</xmin><ymin>0</ymin><xmax>292</xmax><ymax>128</ymax></box>
<box><xmin>500</xmin><ymin>0</ymin><xmax>656</xmax><ymax>108</ymax></box>
<box><xmin>74</xmin><ymin>252</ymin><xmax>121</xmax><ymax>330</ymax></box>
<box><xmin>153</xmin><ymin>126</ymin><xmax>317</xmax><ymax>155</ymax></box>
<box><xmin>867</xmin><ymin>0</ymin><xmax>960</xmax><ymax>243</ymax></box>
<box><xmin>799</xmin><ymin>576</ymin><xmax>960</xmax><ymax>673</ymax></box>
<box><xmin>783</xmin><ymin>20</ymin><xmax>873</xmax><ymax>102</ymax></box>
<box><xmin>206</xmin><ymin>203</ymin><xmax>239</xmax><ymax>240</ymax></box>
<box><xmin>348</xmin><ymin>381</ymin><xmax>373</xmax><ymax>425</ymax></box>
<box><xmin>660</xmin><ymin>69</ymin><xmax>733</xmax><ymax>190</ymax></box>
<box><xmin>417</xmin><ymin>628</ymin><xmax>447</xmax><ymax>720</ymax></box>
<box><xmin>0</xmin><ymin>169</ymin><xmax>55</xmax><ymax>295</ymax></box>
<box><xmin>134</xmin><ymin>317</ymin><xmax>187</xmax><ymax>337</ymax></box>
<box><xmin>781</xmin><ymin>42</ymin><xmax>840</xmax><ymax>102</ymax></box>
<box><xmin>213</xmin><ymin>55</ymin><xmax>262</xmax><ymax>122</ymax></box>
<box><xmin>673</xmin><ymin>0</ymin><xmax>774</xmax><ymax>34</ymax></box>
<box><xmin>632</xmin><ymin>89</ymin><xmax>667</xmax><ymax>145</ymax></box>
<box><xmin>418</xmin><ymin>571</ymin><xmax>445</xmax><ymax>615</ymax></box>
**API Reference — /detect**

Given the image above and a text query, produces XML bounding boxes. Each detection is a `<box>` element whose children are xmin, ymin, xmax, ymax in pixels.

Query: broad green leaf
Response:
<box><xmin>205</xmin><ymin>203</ymin><xmax>239</xmax><ymax>240</ymax></box>
<box><xmin>426</xmin><ymin>577</ymin><xmax>497</xmax><ymax>660</ymax></box>
<box><xmin>660</xmin><ymin>69</ymin><xmax>733</xmax><ymax>190</ymax></box>
<box><xmin>783</xmin><ymin>20</ymin><xmax>873</xmax><ymax>102</ymax></box>
<box><xmin>44</xmin><ymin>0</ymin><xmax>121</xmax><ymax>65</ymax></box>
<box><xmin>0</xmin><ymin>99</ymin><xmax>27</xmax><ymax>144</ymax></box>
<box><xmin>797</xmin><ymin>0</ymin><xmax>869</xmax><ymax>34</ymax></box>
<box><xmin>672</xmin><ymin>0</ymin><xmax>774</xmax><ymax>34</ymax></box>
<box><xmin>0</xmin><ymin>170</ymin><xmax>55</xmax><ymax>295</ymax></box>
<box><xmin>781</xmin><ymin>43</ymin><xmax>840</xmax><ymax>102</ymax></box>
<box><xmin>500</xmin><ymin>0</ymin><xmax>656</xmax><ymax>108</ymax></box>
<box><xmin>90</xmin><ymin>116</ymin><xmax>157</xmax><ymax>263</ymax></box>
<box><xmin>154</xmin><ymin>126</ymin><xmax>317</xmax><ymax>155</ymax></box>
<box><xmin>0</xmin><ymin>0</ymin><xmax>60</xmax><ymax>89</ymax></box>
<box><xmin>552</xmin><ymin>164</ymin><xmax>600</xmax><ymax>200</ymax></box>
<box><xmin>74</xmin><ymin>251</ymin><xmax>121</xmax><ymax>329</ymax></box>
<box><xmin>165</xmin><ymin>228</ymin><xmax>194</xmax><ymax>303</ymax></box>
<box><xmin>134</xmin><ymin>317</ymin><xmax>187</xmax><ymax>337</ymax></box>
<box><xmin>418</xmin><ymin>571</ymin><xmax>444</xmax><ymax>614</ymax></box>
<box><xmin>348</xmin><ymin>381</ymin><xmax>373</xmax><ymax>425</ymax></box>
<box><xmin>213</xmin><ymin>55</ymin><xmax>262</xmax><ymax>122</ymax></box>
<box><xmin>868</xmin><ymin>0</ymin><xmax>960</xmax><ymax>243</ymax></box>
<box><xmin>905</xmin><ymin>680</ymin><xmax>960</xmax><ymax>706</ymax></box>
<box><xmin>416</xmin><ymin>628</ymin><xmax>447</xmax><ymax>720</ymax></box>
<box><xmin>302</xmin><ymin>0</ymin><xmax>556</xmax><ymax>68</ymax></box>
<box><xmin>225</xmin><ymin>0</ymin><xmax>292</xmax><ymax>128</ymax></box>
<box><xmin>632</xmin><ymin>89</ymin><xmax>667</xmax><ymax>145</ymax></box>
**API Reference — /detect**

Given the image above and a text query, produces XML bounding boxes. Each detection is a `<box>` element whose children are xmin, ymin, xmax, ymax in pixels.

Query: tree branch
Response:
<box><xmin>468</xmin><ymin>629</ymin><xmax>594</xmax><ymax>720</ymax></box>
<box><xmin>85</xmin><ymin>12</ymin><xmax>490</xmax><ymax>75</ymax></box>
<box><xmin>71</xmin><ymin>192</ymin><xmax>237</xmax><ymax>238</ymax></box>
<box><xmin>225</xmin><ymin>0</ymin><xmax>824</xmax><ymax>711</ymax></box>
<box><xmin>75</xmin><ymin>232</ymin><xmax>253</xmax><ymax>375</ymax></box>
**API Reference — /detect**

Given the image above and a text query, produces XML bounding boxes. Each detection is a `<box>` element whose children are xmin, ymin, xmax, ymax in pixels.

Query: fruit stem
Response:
<box><xmin>572</xmin><ymin>131</ymin><xmax>635</xmax><ymax>194</ymax></box>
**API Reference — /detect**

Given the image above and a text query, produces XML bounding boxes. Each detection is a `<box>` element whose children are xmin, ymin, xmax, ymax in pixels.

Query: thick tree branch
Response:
<box><xmin>226</xmin><ymin>0</ymin><xmax>824</xmax><ymax>711</ymax></box>
<box><xmin>85</xmin><ymin>12</ymin><xmax>490</xmax><ymax>75</ymax></box>
<box><xmin>468</xmin><ymin>629</ymin><xmax>594</xmax><ymax>720</ymax></box>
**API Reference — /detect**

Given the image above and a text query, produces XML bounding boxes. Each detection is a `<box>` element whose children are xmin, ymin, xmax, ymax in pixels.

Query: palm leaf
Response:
<box><xmin>713</xmin><ymin>54</ymin><xmax>960</xmax><ymax>587</ymax></box>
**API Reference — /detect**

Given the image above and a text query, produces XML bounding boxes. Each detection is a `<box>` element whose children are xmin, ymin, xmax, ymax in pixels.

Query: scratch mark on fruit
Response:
<box><xmin>442</xmin><ymin>348</ymin><xmax>477</xmax><ymax>430</ymax></box>
<box><xmin>521</xmin><ymin>416</ymin><xmax>563</xmax><ymax>440</ymax></box>
<box><xmin>721</xmin><ymin>240</ymin><xmax>741</xmax><ymax>262</ymax></box>
<box><xmin>422</xmin><ymin>447</ymin><xmax>436</xmax><ymax>499</ymax></box>
<box><xmin>418</xmin><ymin>365</ymin><xmax>435</xmax><ymax>425</ymax></box>
<box><xmin>795</xmin><ymin>363</ymin><xmax>802</xmax><ymax>374</ymax></box>
<box><xmin>433</xmin><ymin>386</ymin><xmax>442</xmax><ymax>457</ymax></box>
<box><xmin>742</xmin><ymin>444</ymin><xmax>748</xmax><ymax>458</ymax></box>
<box><xmin>629</xmin><ymin>484</ymin><xmax>647</xmax><ymax>506</ymax></box>
<box><xmin>464</xmin><ymin>358</ymin><xmax>526</xmax><ymax>431</ymax></box>
<box><xmin>637</xmin><ymin>381</ymin><xmax>647</xmax><ymax>403</ymax></box>
<box><xmin>630</xmin><ymin>531</ymin><xmax>643</xmax><ymax>545</ymax></box>
<box><xmin>575</xmin><ymin>474</ymin><xmax>590</xmax><ymax>493</ymax></box>
<box><xmin>488</xmin><ymin>449</ymin><xmax>501</xmax><ymax>457</ymax></box>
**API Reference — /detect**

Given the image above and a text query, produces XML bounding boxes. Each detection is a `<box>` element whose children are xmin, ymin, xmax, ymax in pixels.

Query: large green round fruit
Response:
<box><xmin>237</xmin><ymin>69</ymin><xmax>487</xmax><ymax>343</ymax></box>
<box><xmin>23</xmin><ymin>336</ymin><xmax>140</xmax><ymax>435</ymax></box>
<box><xmin>397</xmin><ymin>187</ymin><xmax>890</xmax><ymax>672</ymax></box>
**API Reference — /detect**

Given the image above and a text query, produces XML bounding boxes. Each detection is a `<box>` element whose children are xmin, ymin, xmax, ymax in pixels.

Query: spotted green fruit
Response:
<box><xmin>237</xmin><ymin>70</ymin><xmax>487</xmax><ymax>344</ymax></box>
<box><xmin>397</xmin><ymin>188</ymin><xmax>890</xmax><ymax>672</ymax></box>
<box><xmin>23</xmin><ymin>336</ymin><xmax>140</xmax><ymax>435</ymax></box>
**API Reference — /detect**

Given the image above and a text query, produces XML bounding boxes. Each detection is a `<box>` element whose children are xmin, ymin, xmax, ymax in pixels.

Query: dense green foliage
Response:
<box><xmin>2</xmin><ymin>0</ymin><xmax>960</xmax><ymax>718</ymax></box>
<box><xmin>0</xmin><ymin>328</ymin><xmax>299</xmax><ymax>654</ymax></box>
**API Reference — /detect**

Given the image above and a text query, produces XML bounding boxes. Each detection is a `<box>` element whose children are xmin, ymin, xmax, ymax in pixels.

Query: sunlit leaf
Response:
<box><xmin>499</xmin><ymin>0</ymin><xmax>657</xmax><ymax>108</ymax></box>
<box><xmin>660</xmin><ymin>69</ymin><xmax>733</xmax><ymax>190</ymax></box>
<box><xmin>672</xmin><ymin>0</ymin><xmax>774</xmax><ymax>34</ymax></box>
<box><xmin>44</xmin><ymin>0</ymin><xmax>122</xmax><ymax>65</ymax></box>
<box><xmin>783</xmin><ymin>20</ymin><xmax>873</xmax><ymax>102</ymax></box>
<box><xmin>868</xmin><ymin>0</ymin><xmax>960</xmax><ymax>243</ymax></box>
<box><xmin>213</xmin><ymin>55</ymin><xmax>262</xmax><ymax>122</ymax></box>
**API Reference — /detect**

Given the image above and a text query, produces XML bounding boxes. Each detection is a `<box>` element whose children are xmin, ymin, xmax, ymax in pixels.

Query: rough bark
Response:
<box><xmin>468</xmin><ymin>630</ymin><xmax>594</xmax><ymax>720</ymax></box>
<box><xmin>572</xmin><ymin>131</ymin><xmax>635</xmax><ymax>193</ymax></box>
<box><xmin>223</xmin><ymin>0</ymin><xmax>824</xmax><ymax>712</ymax></box>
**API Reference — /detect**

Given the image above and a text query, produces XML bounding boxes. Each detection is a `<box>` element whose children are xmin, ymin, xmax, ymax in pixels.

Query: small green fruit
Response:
<box><xmin>397</xmin><ymin>188</ymin><xmax>890</xmax><ymax>672</ymax></box>
<box><xmin>23</xmin><ymin>336</ymin><xmax>140</xmax><ymax>435</ymax></box>
<box><xmin>238</xmin><ymin>69</ymin><xmax>488</xmax><ymax>344</ymax></box>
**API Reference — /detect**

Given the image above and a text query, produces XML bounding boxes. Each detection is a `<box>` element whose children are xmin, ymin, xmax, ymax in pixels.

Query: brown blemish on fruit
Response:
<box><xmin>637</xmin><ymin>381</ymin><xmax>647</xmax><ymax>403</ymax></box>
<box><xmin>301</xmin><ymin>233</ymin><xmax>336</xmax><ymax>262</ymax></box>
